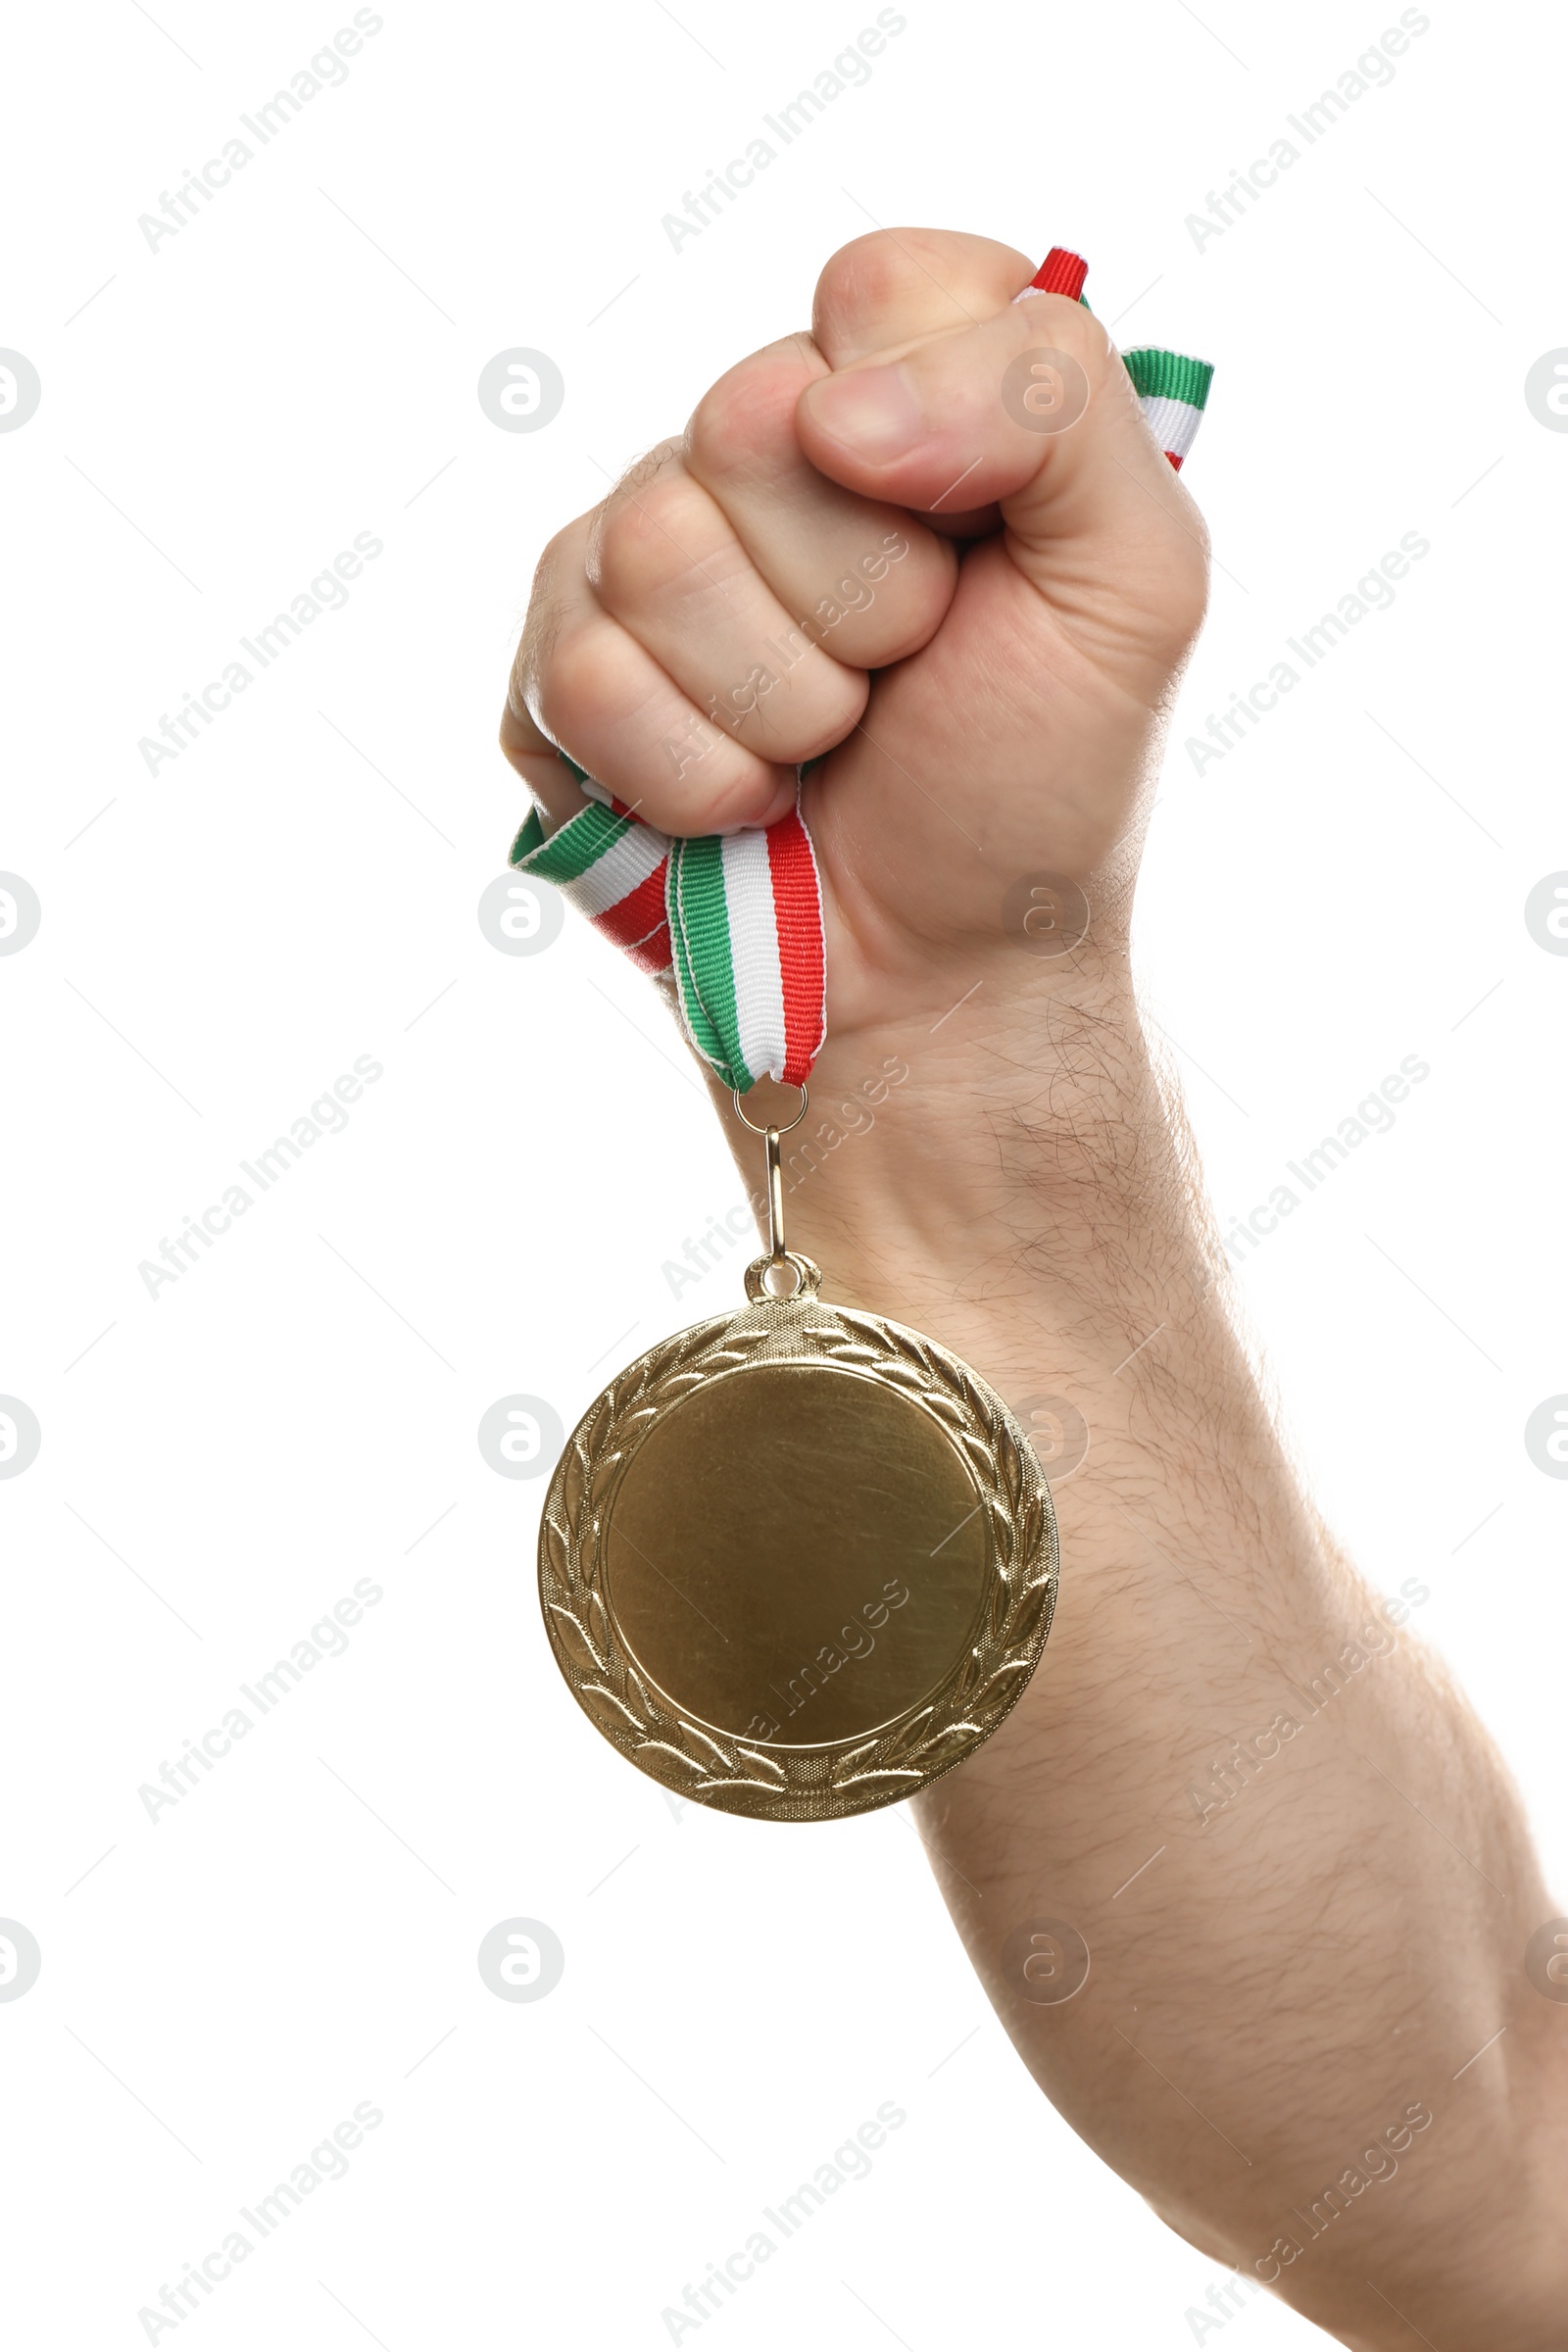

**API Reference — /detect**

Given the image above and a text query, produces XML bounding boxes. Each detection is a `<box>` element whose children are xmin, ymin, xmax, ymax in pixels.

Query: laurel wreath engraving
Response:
<box><xmin>537</xmin><ymin>1298</ymin><xmax>1058</xmax><ymax>1822</ymax></box>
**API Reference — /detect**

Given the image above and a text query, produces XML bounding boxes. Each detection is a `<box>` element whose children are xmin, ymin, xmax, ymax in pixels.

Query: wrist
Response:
<box><xmin>723</xmin><ymin>970</ymin><xmax>1189</xmax><ymax>1281</ymax></box>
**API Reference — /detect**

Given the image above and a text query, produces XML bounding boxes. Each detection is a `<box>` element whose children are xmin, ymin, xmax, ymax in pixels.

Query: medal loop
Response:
<box><xmin>729</xmin><ymin>1083</ymin><xmax>808</xmax><ymax>1137</ymax></box>
<box><xmin>742</xmin><ymin>1250</ymin><xmax>822</xmax><ymax>1302</ymax></box>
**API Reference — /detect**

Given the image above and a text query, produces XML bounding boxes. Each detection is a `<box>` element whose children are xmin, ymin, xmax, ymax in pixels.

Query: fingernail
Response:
<box><xmin>806</xmin><ymin>363</ymin><xmax>925</xmax><ymax>463</ymax></box>
<box><xmin>714</xmin><ymin>777</ymin><xmax>798</xmax><ymax>835</ymax></box>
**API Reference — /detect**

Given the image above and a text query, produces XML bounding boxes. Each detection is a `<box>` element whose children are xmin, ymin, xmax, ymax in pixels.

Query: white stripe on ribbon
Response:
<box><xmin>1138</xmin><ymin>393</ymin><xmax>1204</xmax><ymax>464</ymax></box>
<box><xmin>569</xmin><ymin>815</ymin><xmax>669</xmax><ymax>920</ymax></box>
<box><xmin>720</xmin><ymin>828</ymin><xmax>787</xmax><ymax>1088</ymax></box>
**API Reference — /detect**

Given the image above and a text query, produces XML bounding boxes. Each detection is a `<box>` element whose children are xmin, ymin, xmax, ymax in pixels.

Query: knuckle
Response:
<box><xmin>1006</xmin><ymin>292</ymin><xmax>1113</xmax><ymax>374</ymax></box>
<box><xmin>1169</xmin><ymin>543</ymin><xmax>1212</xmax><ymax>639</ymax></box>
<box><xmin>591</xmin><ymin>468</ymin><xmax>717</xmax><ymax>612</ymax></box>
<box><xmin>1145</xmin><ymin>537</ymin><xmax>1210</xmax><ymax>660</ymax></box>
<box><xmin>514</xmin><ymin>524</ymin><xmax>584</xmax><ymax>688</ymax></box>
<box><xmin>591</xmin><ymin>485</ymin><xmax>686</xmax><ymax>607</ymax></box>
<box><xmin>814</xmin><ymin>229</ymin><xmax>1033</xmax><ymax>354</ymax></box>
<box><xmin>518</xmin><ymin>527</ymin><xmax>568</xmax><ymax>630</ymax></box>
<box><xmin>530</xmin><ymin>624</ymin><xmax>606</xmax><ymax>745</ymax></box>
<box><xmin>687</xmin><ymin>351</ymin><xmax>801</xmax><ymax>484</ymax></box>
<box><xmin>812</xmin><ymin>230</ymin><xmax>917</xmax><ymax>340</ymax></box>
<box><xmin>611</xmin><ymin>437</ymin><xmax>683</xmax><ymax>498</ymax></box>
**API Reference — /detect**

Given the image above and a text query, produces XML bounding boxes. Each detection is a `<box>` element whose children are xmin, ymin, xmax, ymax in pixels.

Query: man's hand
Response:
<box><xmin>501</xmin><ymin>229</ymin><xmax>1567</xmax><ymax>2350</ymax></box>
<box><xmin>501</xmin><ymin>227</ymin><xmax>1205</xmax><ymax>1044</ymax></box>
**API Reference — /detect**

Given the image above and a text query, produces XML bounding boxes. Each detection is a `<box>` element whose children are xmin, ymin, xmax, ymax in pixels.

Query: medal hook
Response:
<box><xmin>731</xmin><ymin>1083</ymin><xmax>807</xmax><ymax>1261</ymax></box>
<box><xmin>764</xmin><ymin>1121</ymin><xmax>786</xmax><ymax>1259</ymax></box>
<box><xmin>732</xmin><ymin>1085</ymin><xmax>819</xmax><ymax>1299</ymax></box>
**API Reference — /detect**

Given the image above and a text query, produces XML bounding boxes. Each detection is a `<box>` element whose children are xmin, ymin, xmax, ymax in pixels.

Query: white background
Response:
<box><xmin>3</xmin><ymin>0</ymin><xmax>1565</xmax><ymax>2344</ymax></box>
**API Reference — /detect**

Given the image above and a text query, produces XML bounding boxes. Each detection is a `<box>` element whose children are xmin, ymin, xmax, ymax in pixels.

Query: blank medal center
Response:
<box><xmin>604</xmin><ymin>1362</ymin><xmax>990</xmax><ymax>1745</ymax></box>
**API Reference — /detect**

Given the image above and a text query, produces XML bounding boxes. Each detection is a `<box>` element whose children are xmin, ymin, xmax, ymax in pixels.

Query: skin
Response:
<box><xmin>501</xmin><ymin>228</ymin><xmax>1568</xmax><ymax>2344</ymax></box>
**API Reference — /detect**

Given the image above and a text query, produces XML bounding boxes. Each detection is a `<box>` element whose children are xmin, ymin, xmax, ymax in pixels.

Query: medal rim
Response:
<box><xmin>537</xmin><ymin>1289</ymin><xmax>1058</xmax><ymax>1823</ymax></box>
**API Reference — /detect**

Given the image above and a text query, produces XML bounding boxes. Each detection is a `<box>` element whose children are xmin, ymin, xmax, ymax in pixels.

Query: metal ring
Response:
<box><xmin>731</xmin><ymin>1082</ymin><xmax>808</xmax><ymax>1138</ymax></box>
<box><xmin>743</xmin><ymin>1250</ymin><xmax>822</xmax><ymax>1302</ymax></box>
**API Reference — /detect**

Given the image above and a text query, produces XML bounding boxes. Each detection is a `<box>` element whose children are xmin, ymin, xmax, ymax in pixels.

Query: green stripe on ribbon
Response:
<box><xmin>669</xmin><ymin>836</ymin><xmax>751</xmax><ymax>1092</ymax></box>
<box><xmin>667</xmin><ymin>845</ymin><xmax>731</xmax><ymax>1086</ymax></box>
<box><xmin>510</xmin><ymin>808</ymin><xmax>546</xmax><ymax>861</ymax></box>
<box><xmin>514</xmin><ymin>800</ymin><xmax>630</xmax><ymax>885</ymax></box>
<box><xmin>1122</xmin><ymin>347</ymin><xmax>1214</xmax><ymax>410</ymax></box>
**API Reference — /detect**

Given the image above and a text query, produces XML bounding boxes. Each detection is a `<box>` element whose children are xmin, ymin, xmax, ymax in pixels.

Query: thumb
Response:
<box><xmin>795</xmin><ymin>288</ymin><xmax>1202</xmax><ymax>597</ymax></box>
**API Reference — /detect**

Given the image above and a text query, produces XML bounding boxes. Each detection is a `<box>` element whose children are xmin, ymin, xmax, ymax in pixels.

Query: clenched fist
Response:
<box><xmin>500</xmin><ymin>227</ymin><xmax>1207</xmax><ymax>1062</ymax></box>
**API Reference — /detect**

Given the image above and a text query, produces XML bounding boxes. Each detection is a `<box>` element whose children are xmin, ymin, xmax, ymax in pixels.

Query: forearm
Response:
<box><xmin>722</xmin><ymin>966</ymin><xmax>1566</xmax><ymax>2345</ymax></box>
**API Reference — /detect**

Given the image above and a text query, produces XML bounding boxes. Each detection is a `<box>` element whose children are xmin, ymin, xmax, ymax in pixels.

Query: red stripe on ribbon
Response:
<box><xmin>592</xmin><ymin>860</ymin><xmax>668</xmax><ymax>952</ymax></box>
<box><xmin>1165</xmin><ymin>452</ymin><xmax>1184</xmax><ymax>470</ymax></box>
<box><xmin>765</xmin><ymin>808</ymin><xmax>825</xmax><ymax>1086</ymax></box>
<box><xmin>1030</xmin><ymin>246</ymin><xmax>1088</xmax><ymax>301</ymax></box>
<box><xmin>617</xmin><ymin>920</ymin><xmax>673</xmax><ymax>977</ymax></box>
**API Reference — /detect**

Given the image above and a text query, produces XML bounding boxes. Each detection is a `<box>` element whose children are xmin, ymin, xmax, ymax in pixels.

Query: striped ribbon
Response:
<box><xmin>510</xmin><ymin>758</ymin><xmax>824</xmax><ymax>1091</ymax></box>
<box><xmin>1021</xmin><ymin>243</ymin><xmax>1213</xmax><ymax>469</ymax></box>
<box><xmin>510</xmin><ymin>248</ymin><xmax>1212</xmax><ymax>1092</ymax></box>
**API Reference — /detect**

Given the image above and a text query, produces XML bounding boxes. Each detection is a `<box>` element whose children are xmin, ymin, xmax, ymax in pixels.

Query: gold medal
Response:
<box><xmin>538</xmin><ymin>1091</ymin><xmax>1058</xmax><ymax>1820</ymax></box>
